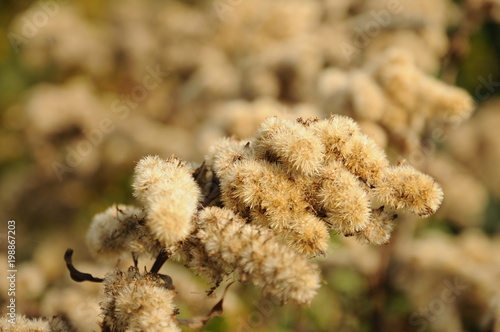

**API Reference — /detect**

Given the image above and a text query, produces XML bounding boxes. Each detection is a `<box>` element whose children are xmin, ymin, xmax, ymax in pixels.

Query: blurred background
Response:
<box><xmin>0</xmin><ymin>0</ymin><xmax>500</xmax><ymax>331</ymax></box>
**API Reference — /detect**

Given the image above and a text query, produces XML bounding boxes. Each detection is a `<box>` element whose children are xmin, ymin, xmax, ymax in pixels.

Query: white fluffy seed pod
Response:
<box><xmin>273</xmin><ymin>212</ymin><xmax>330</xmax><ymax>256</ymax></box>
<box><xmin>132</xmin><ymin>155</ymin><xmax>201</xmax><ymax>247</ymax></box>
<box><xmin>101</xmin><ymin>268</ymin><xmax>179</xmax><ymax>332</ymax></box>
<box><xmin>86</xmin><ymin>204</ymin><xmax>161</xmax><ymax>262</ymax></box>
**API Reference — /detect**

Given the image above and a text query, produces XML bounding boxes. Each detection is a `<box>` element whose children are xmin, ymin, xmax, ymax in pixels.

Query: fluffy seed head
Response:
<box><xmin>132</xmin><ymin>155</ymin><xmax>175</xmax><ymax>204</ymax></box>
<box><xmin>101</xmin><ymin>268</ymin><xmax>179</xmax><ymax>332</ymax></box>
<box><xmin>370</xmin><ymin>48</ymin><xmax>419</xmax><ymax>110</ymax></box>
<box><xmin>206</xmin><ymin>137</ymin><xmax>250</xmax><ymax>175</ymax></box>
<box><xmin>274</xmin><ymin>212</ymin><xmax>330</xmax><ymax>256</ymax></box>
<box><xmin>310</xmin><ymin>115</ymin><xmax>360</xmax><ymax>164</ymax></box>
<box><xmin>339</xmin><ymin>133</ymin><xmax>389</xmax><ymax>186</ymax></box>
<box><xmin>348</xmin><ymin>70</ymin><xmax>384</xmax><ymax>121</ymax></box>
<box><xmin>218</xmin><ymin>159</ymin><xmax>307</xmax><ymax>218</ymax></box>
<box><xmin>0</xmin><ymin>315</ymin><xmax>50</xmax><ymax>331</ymax></box>
<box><xmin>86</xmin><ymin>204</ymin><xmax>161</xmax><ymax>262</ymax></box>
<box><xmin>220</xmin><ymin>159</ymin><xmax>327</xmax><ymax>255</ymax></box>
<box><xmin>253</xmin><ymin>117</ymin><xmax>325</xmax><ymax>175</ymax></box>
<box><xmin>373</xmin><ymin>165</ymin><xmax>444</xmax><ymax>216</ymax></box>
<box><xmin>315</xmin><ymin>161</ymin><xmax>370</xmax><ymax>234</ymax></box>
<box><xmin>356</xmin><ymin>207</ymin><xmax>397</xmax><ymax>245</ymax></box>
<box><xmin>194</xmin><ymin>207</ymin><xmax>321</xmax><ymax>305</ymax></box>
<box><xmin>132</xmin><ymin>155</ymin><xmax>201</xmax><ymax>246</ymax></box>
<box><xmin>419</xmin><ymin>75</ymin><xmax>475</xmax><ymax>121</ymax></box>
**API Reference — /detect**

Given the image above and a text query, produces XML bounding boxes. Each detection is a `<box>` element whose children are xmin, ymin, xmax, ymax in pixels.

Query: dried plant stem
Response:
<box><xmin>150</xmin><ymin>249</ymin><xmax>169</xmax><ymax>274</ymax></box>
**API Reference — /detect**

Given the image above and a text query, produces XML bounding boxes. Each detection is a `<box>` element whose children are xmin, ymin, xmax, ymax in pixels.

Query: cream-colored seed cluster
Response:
<box><xmin>86</xmin><ymin>156</ymin><xmax>202</xmax><ymax>264</ymax></box>
<box><xmin>81</xmin><ymin>115</ymin><xmax>443</xmax><ymax>326</ymax></box>
<box><xmin>132</xmin><ymin>155</ymin><xmax>201</xmax><ymax>247</ymax></box>
<box><xmin>86</xmin><ymin>204</ymin><xmax>161</xmax><ymax>262</ymax></box>
<box><xmin>318</xmin><ymin>49</ymin><xmax>475</xmax><ymax>153</ymax></box>
<box><xmin>83</xmin><ymin>157</ymin><xmax>203</xmax><ymax>329</ymax></box>
<box><xmin>183</xmin><ymin>207</ymin><xmax>321</xmax><ymax>305</ymax></box>
<box><xmin>0</xmin><ymin>316</ymin><xmax>50</xmax><ymax>332</ymax></box>
<box><xmin>0</xmin><ymin>315</ymin><xmax>74</xmax><ymax>332</ymax></box>
<box><xmin>211</xmin><ymin>116</ymin><xmax>443</xmax><ymax>251</ymax></box>
<box><xmin>101</xmin><ymin>267</ymin><xmax>179</xmax><ymax>332</ymax></box>
<box><xmin>5</xmin><ymin>0</ymin><xmax>493</xmax><ymax>328</ymax></box>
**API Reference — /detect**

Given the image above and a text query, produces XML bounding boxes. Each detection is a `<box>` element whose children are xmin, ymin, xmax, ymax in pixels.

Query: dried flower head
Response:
<box><xmin>101</xmin><ymin>267</ymin><xmax>179</xmax><ymax>332</ymax></box>
<box><xmin>206</xmin><ymin>137</ymin><xmax>250</xmax><ymax>175</ymax></box>
<box><xmin>212</xmin><ymin>115</ymin><xmax>442</xmax><ymax>247</ymax></box>
<box><xmin>253</xmin><ymin>117</ymin><xmax>325</xmax><ymax>175</ymax></box>
<box><xmin>219</xmin><ymin>158</ymin><xmax>328</xmax><ymax>255</ymax></box>
<box><xmin>86</xmin><ymin>204</ymin><xmax>161</xmax><ymax>262</ymax></box>
<box><xmin>348</xmin><ymin>70</ymin><xmax>384</xmax><ymax>122</ymax></box>
<box><xmin>374</xmin><ymin>164</ymin><xmax>444</xmax><ymax>217</ymax></box>
<box><xmin>419</xmin><ymin>74</ymin><xmax>475</xmax><ymax>120</ymax></box>
<box><xmin>190</xmin><ymin>207</ymin><xmax>321</xmax><ymax>305</ymax></box>
<box><xmin>132</xmin><ymin>155</ymin><xmax>201</xmax><ymax>247</ymax></box>
<box><xmin>317</xmin><ymin>47</ymin><xmax>475</xmax><ymax>157</ymax></box>
<box><xmin>0</xmin><ymin>315</ymin><xmax>50</xmax><ymax>332</ymax></box>
<box><xmin>70</xmin><ymin>115</ymin><xmax>445</xmax><ymax>330</ymax></box>
<box><xmin>310</xmin><ymin>115</ymin><xmax>361</xmax><ymax>164</ymax></box>
<box><xmin>356</xmin><ymin>207</ymin><xmax>398</xmax><ymax>245</ymax></box>
<box><xmin>315</xmin><ymin>161</ymin><xmax>370</xmax><ymax>234</ymax></box>
<box><xmin>0</xmin><ymin>315</ymin><xmax>75</xmax><ymax>332</ymax></box>
<box><xmin>370</xmin><ymin>48</ymin><xmax>420</xmax><ymax>110</ymax></box>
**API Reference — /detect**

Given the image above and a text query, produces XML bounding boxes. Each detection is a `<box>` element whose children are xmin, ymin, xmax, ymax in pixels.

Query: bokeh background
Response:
<box><xmin>1</xmin><ymin>0</ymin><xmax>500</xmax><ymax>331</ymax></box>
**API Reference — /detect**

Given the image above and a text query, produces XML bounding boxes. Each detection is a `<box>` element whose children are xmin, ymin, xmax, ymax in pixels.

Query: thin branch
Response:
<box><xmin>64</xmin><ymin>249</ymin><xmax>103</xmax><ymax>283</ymax></box>
<box><xmin>150</xmin><ymin>249</ymin><xmax>169</xmax><ymax>274</ymax></box>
